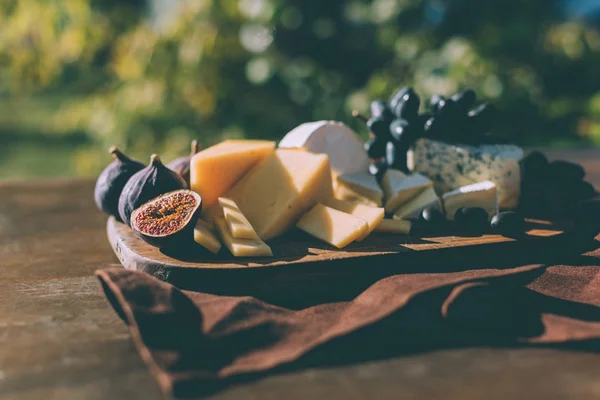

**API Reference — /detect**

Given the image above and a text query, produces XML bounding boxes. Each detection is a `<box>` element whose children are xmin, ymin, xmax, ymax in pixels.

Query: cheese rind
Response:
<box><xmin>393</xmin><ymin>186</ymin><xmax>441</xmax><ymax>220</ymax></box>
<box><xmin>193</xmin><ymin>219</ymin><xmax>222</xmax><ymax>254</ymax></box>
<box><xmin>279</xmin><ymin>121</ymin><xmax>369</xmax><ymax>177</ymax></box>
<box><xmin>381</xmin><ymin>170</ymin><xmax>432</xmax><ymax>213</ymax></box>
<box><xmin>407</xmin><ymin>138</ymin><xmax>522</xmax><ymax>209</ymax></box>
<box><xmin>375</xmin><ymin>219</ymin><xmax>412</xmax><ymax>234</ymax></box>
<box><xmin>334</xmin><ymin>172</ymin><xmax>383</xmax><ymax>207</ymax></box>
<box><xmin>297</xmin><ymin>204</ymin><xmax>368</xmax><ymax>249</ymax></box>
<box><xmin>324</xmin><ymin>198</ymin><xmax>384</xmax><ymax>241</ymax></box>
<box><xmin>222</xmin><ymin>149</ymin><xmax>334</xmax><ymax>240</ymax></box>
<box><xmin>214</xmin><ymin>217</ymin><xmax>272</xmax><ymax>257</ymax></box>
<box><xmin>218</xmin><ymin>197</ymin><xmax>260</xmax><ymax>240</ymax></box>
<box><xmin>190</xmin><ymin>140</ymin><xmax>275</xmax><ymax>211</ymax></box>
<box><xmin>442</xmin><ymin>180</ymin><xmax>497</xmax><ymax>220</ymax></box>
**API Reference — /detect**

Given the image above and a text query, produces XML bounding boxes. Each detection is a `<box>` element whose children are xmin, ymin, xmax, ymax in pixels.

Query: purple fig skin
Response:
<box><xmin>167</xmin><ymin>140</ymin><xmax>200</xmax><ymax>186</ymax></box>
<box><xmin>94</xmin><ymin>146</ymin><xmax>144</xmax><ymax>222</ymax></box>
<box><xmin>118</xmin><ymin>154</ymin><xmax>188</xmax><ymax>226</ymax></box>
<box><xmin>130</xmin><ymin>189</ymin><xmax>202</xmax><ymax>249</ymax></box>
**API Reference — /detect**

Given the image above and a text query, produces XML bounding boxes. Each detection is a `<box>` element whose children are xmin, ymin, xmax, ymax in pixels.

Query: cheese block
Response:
<box><xmin>278</xmin><ymin>121</ymin><xmax>369</xmax><ymax>177</ymax></box>
<box><xmin>324</xmin><ymin>198</ymin><xmax>384</xmax><ymax>241</ymax></box>
<box><xmin>381</xmin><ymin>169</ymin><xmax>432</xmax><ymax>213</ymax></box>
<box><xmin>193</xmin><ymin>219</ymin><xmax>222</xmax><ymax>254</ymax></box>
<box><xmin>214</xmin><ymin>217</ymin><xmax>272</xmax><ymax>257</ymax></box>
<box><xmin>407</xmin><ymin>138</ymin><xmax>523</xmax><ymax>209</ymax></box>
<box><xmin>393</xmin><ymin>186</ymin><xmax>441</xmax><ymax>220</ymax></box>
<box><xmin>334</xmin><ymin>172</ymin><xmax>383</xmax><ymax>207</ymax></box>
<box><xmin>375</xmin><ymin>219</ymin><xmax>412</xmax><ymax>234</ymax></box>
<box><xmin>297</xmin><ymin>204</ymin><xmax>368</xmax><ymax>249</ymax></box>
<box><xmin>190</xmin><ymin>140</ymin><xmax>275</xmax><ymax>210</ymax></box>
<box><xmin>218</xmin><ymin>197</ymin><xmax>259</xmax><ymax>240</ymax></box>
<box><xmin>442</xmin><ymin>180</ymin><xmax>497</xmax><ymax>220</ymax></box>
<box><xmin>221</xmin><ymin>149</ymin><xmax>333</xmax><ymax>240</ymax></box>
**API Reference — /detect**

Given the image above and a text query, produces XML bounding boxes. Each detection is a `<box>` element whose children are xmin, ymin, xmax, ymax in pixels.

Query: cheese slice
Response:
<box><xmin>334</xmin><ymin>172</ymin><xmax>383</xmax><ymax>207</ymax></box>
<box><xmin>218</xmin><ymin>197</ymin><xmax>260</xmax><ymax>240</ymax></box>
<box><xmin>279</xmin><ymin>121</ymin><xmax>369</xmax><ymax>177</ymax></box>
<box><xmin>381</xmin><ymin>169</ymin><xmax>432</xmax><ymax>213</ymax></box>
<box><xmin>222</xmin><ymin>149</ymin><xmax>333</xmax><ymax>240</ymax></box>
<box><xmin>193</xmin><ymin>219</ymin><xmax>222</xmax><ymax>254</ymax></box>
<box><xmin>214</xmin><ymin>217</ymin><xmax>272</xmax><ymax>257</ymax></box>
<box><xmin>324</xmin><ymin>198</ymin><xmax>384</xmax><ymax>241</ymax></box>
<box><xmin>393</xmin><ymin>186</ymin><xmax>441</xmax><ymax>220</ymax></box>
<box><xmin>190</xmin><ymin>140</ymin><xmax>275</xmax><ymax>211</ymax></box>
<box><xmin>297</xmin><ymin>204</ymin><xmax>368</xmax><ymax>249</ymax></box>
<box><xmin>442</xmin><ymin>180</ymin><xmax>497</xmax><ymax>220</ymax></box>
<box><xmin>375</xmin><ymin>219</ymin><xmax>412</xmax><ymax>234</ymax></box>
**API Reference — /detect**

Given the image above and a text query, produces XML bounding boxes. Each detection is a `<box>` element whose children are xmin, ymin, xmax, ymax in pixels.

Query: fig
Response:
<box><xmin>167</xmin><ymin>140</ymin><xmax>200</xmax><ymax>186</ymax></box>
<box><xmin>94</xmin><ymin>146</ymin><xmax>145</xmax><ymax>222</ymax></box>
<box><xmin>131</xmin><ymin>190</ymin><xmax>202</xmax><ymax>248</ymax></box>
<box><xmin>118</xmin><ymin>154</ymin><xmax>188</xmax><ymax>226</ymax></box>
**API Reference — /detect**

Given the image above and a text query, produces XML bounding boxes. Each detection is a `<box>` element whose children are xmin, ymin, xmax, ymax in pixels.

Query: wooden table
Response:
<box><xmin>1</xmin><ymin>149</ymin><xmax>600</xmax><ymax>400</ymax></box>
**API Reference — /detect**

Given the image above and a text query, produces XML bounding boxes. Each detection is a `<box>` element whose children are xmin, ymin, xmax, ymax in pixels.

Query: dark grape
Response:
<box><xmin>451</xmin><ymin>89</ymin><xmax>477</xmax><ymax>111</ymax></box>
<box><xmin>520</xmin><ymin>151</ymin><xmax>549</xmax><ymax>182</ymax></box>
<box><xmin>430</xmin><ymin>94</ymin><xmax>445</xmax><ymax>112</ymax></box>
<box><xmin>385</xmin><ymin>141</ymin><xmax>397</xmax><ymax>167</ymax></box>
<box><xmin>468</xmin><ymin>103</ymin><xmax>496</xmax><ymax>134</ymax></box>
<box><xmin>548</xmin><ymin>160</ymin><xmax>585</xmax><ymax>181</ymax></box>
<box><xmin>369</xmin><ymin>161</ymin><xmax>388</xmax><ymax>183</ymax></box>
<box><xmin>389</xmin><ymin>119</ymin><xmax>410</xmax><ymax>143</ymax></box>
<box><xmin>367</xmin><ymin>117</ymin><xmax>390</xmax><ymax>139</ymax></box>
<box><xmin>392</xmin><ymin>91</ymin><xmax>420</xmax><ymax>120</ymax></box>
<box><xmin>420</xmin><ymin>206</ymin><xmax>445</xmax><ymax>226</ymax></box>
<box><xmin>481</xmin><ymin>134</ymin><xmax>511</xmax><ymax>145</ymax></box>
<box><xmin>424</xmin><ymin>116</ymin><xmax>444</xmax><ymax>139</ymax></box>
<box><xmin>436</xmin><ymin>99</ymin><xmax>463</xmax><ymax>124</ymax></box>
<box><xmin>490</xmin><ymin>212</ymin><xmax>525</xmax><ymax>238</ymax></box>
<box><xmin>370</xmin><ymin>100</ymin><xmax>394</xmax><ymax>121</ymax></box>
<box><xmin>390</xmin><ymin>87</ymin><xmax>414</xmax><ymax>111</ymax></box>
<box><xmin>364</xmin><ymin>137</ymin><xmax>387</xmax><ymax>159</ymax></box>
<box><xmin>454</xmin><ymin>207</ymin><xmax>489</xmax><ymax>232</ymax></box>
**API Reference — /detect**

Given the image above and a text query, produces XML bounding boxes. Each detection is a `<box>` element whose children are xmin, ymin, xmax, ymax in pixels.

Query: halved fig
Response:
<box><xmin>130</xmin><ymin>189</ymin><xmax>202</xmax><ymax>248</ymax></box>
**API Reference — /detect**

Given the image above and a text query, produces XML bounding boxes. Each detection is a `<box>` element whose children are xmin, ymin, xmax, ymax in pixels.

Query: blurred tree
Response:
<box><xmin>0</xmin><ymin>0</ymin><xmax>598</xmax><ymax>177</ymax></box>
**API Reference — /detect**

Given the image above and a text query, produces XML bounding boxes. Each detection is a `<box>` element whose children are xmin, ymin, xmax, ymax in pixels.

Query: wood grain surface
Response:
<box><xmin>1</xmin><ymin>149</ymin><xmax>600</xmax><ymax>400</ymax></box>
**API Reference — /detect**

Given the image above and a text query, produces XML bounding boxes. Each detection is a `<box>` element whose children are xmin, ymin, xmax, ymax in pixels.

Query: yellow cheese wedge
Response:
<box><xmin>223</xmin><ymin>149</ymin><xmax>334</xmax><ymax>240</ymax></box>
<box><xmin>218</xmin><ymin>197</ymin><xmax>260</xmax><ymax>240</ymax></box>
<box><xmin>393</xmin><ymin>186</ymin><xmax>440</xmax><ymax>220</ymax></box>
<box><xmin>214</xmin><ymin>217</ymin><xmax>273</xmax><ymax>257</ymax></box>
<box><xmin>334</xmin><ymin>172</ymin><xmax>383</xmax><ymax>207</ymax></box>
<box><xmin>381</xmin><ymin>169</ymin><xmax>432</xmax><ymax>213</ymax></box>
<box><xmin>297</xmin><ymin>204</ymin><xmax>368</xmax><ymax>249</ymax></box>
<box><xmin>323</xmin><ymin>198</ymin><xmax>384</xmax><ymax>241</ymax></box>
<box><xmin>190</xmin><ymin>140</ymin><xmax>275</xmax><ymax>211</ymax></box>
<box><xmin>193</xmin><ymin>219</ymin><xmax>222</xmax><ymax>254</ymax></box>
<box><xmin>375</xmin><ymin>219</ymin><xmax>412</xmax><ymax>234</ymax></box>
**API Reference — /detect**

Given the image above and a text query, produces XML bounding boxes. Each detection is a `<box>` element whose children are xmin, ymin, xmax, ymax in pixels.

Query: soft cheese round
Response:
<box><xmin>279</xmin><ymin>121</ymin><xmax>369</xmax><ymax>176</ymax></box>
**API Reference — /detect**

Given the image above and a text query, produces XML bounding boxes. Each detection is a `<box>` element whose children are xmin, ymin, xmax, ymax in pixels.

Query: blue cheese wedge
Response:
<box><xmin>393</xmin><ymin>186</ymin><xmax>441</xmax><ymax>220</ymax></box>
<box><xmin>381</xmin><ymin>169</ymin><xmax>432</xmax><ymax>213</ymax></box>
<box><xmin>279</xmin><ymin>121</ymin><xmax>369</xmax><ymax>177</ymax></box>
<box><xmin>407</xmin><ymin>138</ymin><xmax>523</xmax><ymax>209</ymax></box>
<box><xmin>442</xmin><ymin>180</ymin><xmax>497</xmax><ymax>221</ymax></box>
<box><xmin>334</xmin><ymin>172</ymin><xmax>383</xmax><ymax>207</ymax></box>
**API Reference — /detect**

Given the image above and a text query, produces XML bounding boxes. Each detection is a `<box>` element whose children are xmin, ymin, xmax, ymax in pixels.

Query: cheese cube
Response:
<box><xmin>297</xmin><ymin>204</ymin><xmax>368</xmax><ymax>249</ymax></box>
<box><xmin>222</xmin><ymin>149</ymin><xmax>333</xmax><ymax>240</ymax></box>
<box><xmin>375</xmin><ymin>219</ymin><xmax>412</xmax><ymax>234</ymax></box>
<box><xmin>214</xmin><ymin>217</ymin><xmax>272</xmax><ymax>257</ymax></box>
<box><xmin>381</xmin><ymin>169</ymin><xmax>432</xmax><ymax>213</ymax></box>
<box><xmin>442</xmin><ymin>180</ymin><xmax>497</xmax><ymax>220</ymax></box>
<box><xmin>190</xmin><ymin>140</ymin><xmax>275</xmax><ymax>210</ymax></box>
<box><xmin>193</xmin><ymin>219</ymin><xmax>222</xmax><ymax>254</ymax></box>
<box><xmin>334</xmin><ymin>172</ymin><xmax>383</xmax><ymax>207</ymax></box>
<box><xmin>218</xmin><ymin>197</ymin><xmax>260</xmax><ymax>240</ymax></box>
<box><xmin>393</xmin><ymin>186</ymin><xmax>441</xmax><ymax>220</ymax></box>
<box><xmin>324</xmin><ymin>198</ymin><xmax>384</xmax><ymax>241</ymax></box>
<box><xmin>279</xmin><ymin>121</ymin><xmax>369</xmax><ymax>177</ymax></box>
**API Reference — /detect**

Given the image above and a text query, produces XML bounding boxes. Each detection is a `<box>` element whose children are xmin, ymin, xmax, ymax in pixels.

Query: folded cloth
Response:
<box><xmin>96</xmin><ymin>244</ymin><xmax>600</xmax><ymax>398</ymax></box>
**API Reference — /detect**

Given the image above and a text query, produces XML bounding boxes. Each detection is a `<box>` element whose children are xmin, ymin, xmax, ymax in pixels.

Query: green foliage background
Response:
<box><xmin>0</xmin><ymin>0</ymin><xmax>599</xmax><ymax>178</ymax></box>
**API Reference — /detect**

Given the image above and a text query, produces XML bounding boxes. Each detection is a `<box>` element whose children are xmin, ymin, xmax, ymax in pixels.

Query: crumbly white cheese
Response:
<box><xmin>442</xmin><ymin>180</ymin><xmax>497</xmax><ymax>220</ymax></box>
<box><xmin>407</xmin><ymin>138</ymin><xmax>523</xmax><ymax>209</ymax></box>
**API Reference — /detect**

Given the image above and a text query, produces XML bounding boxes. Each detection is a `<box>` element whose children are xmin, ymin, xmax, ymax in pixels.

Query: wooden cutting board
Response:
<box><xmin>107</xmin><ymin>216</ymin><xmax>587</xmax><ymax>295</ymax></box>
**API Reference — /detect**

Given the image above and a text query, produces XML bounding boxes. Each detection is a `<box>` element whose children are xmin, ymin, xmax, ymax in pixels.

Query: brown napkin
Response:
<box><xmin>97</xmin><ymin>239</ymin><xmax>600</xmax><ymax>398</ymax></box>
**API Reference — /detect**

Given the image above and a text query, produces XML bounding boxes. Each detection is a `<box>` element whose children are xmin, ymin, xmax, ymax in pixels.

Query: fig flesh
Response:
<box><xmin>94</xmin><ymin>146</ymin><xmax>144</xmax><ymax>222</ymax></box>
<box><xmin>118</xmin><ymin>154</ymin><xmax>187</xmax><ymax>226</ymax></box>
<box><xmin>167</xmin><ymin>140</ymin><xmax>200</xmax><ymax>186</ymax></box>
<box><xmin>131</xmin><ymin>190</ymin><xmax>202</xmax><ymax>248</ymax></box>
